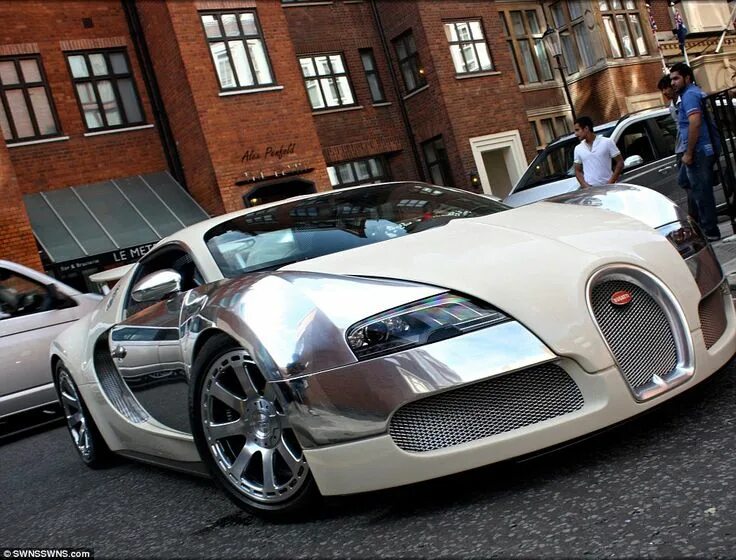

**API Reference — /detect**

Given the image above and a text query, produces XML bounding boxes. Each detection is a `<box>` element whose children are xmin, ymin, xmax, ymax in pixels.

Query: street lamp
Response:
<box><xmin>542</xmin><ymin>26</ymin><xmax>577</xmax><ymax>122</ymax></box>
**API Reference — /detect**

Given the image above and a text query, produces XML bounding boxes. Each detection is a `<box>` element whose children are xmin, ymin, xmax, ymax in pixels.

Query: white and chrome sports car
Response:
<box><xmin>51</xmin><ymin>182</ymin><xmax>736</xmax><ymax>517</ymax></box>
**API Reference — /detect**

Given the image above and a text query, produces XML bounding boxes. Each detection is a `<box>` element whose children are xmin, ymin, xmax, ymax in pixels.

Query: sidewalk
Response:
<box><xmin>712</xmin><ymin>219</ymin><xmax>736</xmax><ymax>292</ymax></box>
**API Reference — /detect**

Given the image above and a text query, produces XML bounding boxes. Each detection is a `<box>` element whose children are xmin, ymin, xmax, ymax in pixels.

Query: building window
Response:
<box><xmin>444</xmin><ymin>20</ymin><xmax>493</xmax><ymax>75</ymax></box>
<box><xmin>550</xmin><ymin>1</ymin><xmax>603</xmax><ymax>75</ymax></box>
<box><xmin>299</xmin><ymin>54</ymin><xmax>356</xmax><ymax>110</ymax></box>
<box><xmin>0</xmin><ymin>55</ymin><xmax>60</xmax><ymax>143</ymax></box>
<box><xmin>422</xmin><ymin>136</ymin><xmax>453</xmax><ymax>187</ymax></box>
<box><xmin>200</xmin><ymin>11</ymin><xmax>275</xmax><ymax>91</ymax></box>
<box><xmin>327</xmin><ymin>156</ymin><xmax>389</xmax><ymax>188</ymax></box>
<box><xmin>499</xmin><ymin>9</ymin><xmax>553</xmax><ymax>84</ymax></box>
<box><xmin>359</xmin><ymin>49</ymin><xmax>386</xmax><ymax>103</ymax></box>
<box><xmin>66</xmin><ymin>50</ymin><xmax>144</xmax><ymax>131</ymax></box>
<box><xmin>599</xmin><ymin>0</ymin><xmax>649</xmax><ymax>58</ymax></box>
<box><xmin>530</xmin><ymin>114</ymin><xmax>571</xmax><ymax>149</ymax></box>
<box><xmin>394</xmin><ymin>31</ymin><xmax>426</xmax><ymax>94</ymax></box>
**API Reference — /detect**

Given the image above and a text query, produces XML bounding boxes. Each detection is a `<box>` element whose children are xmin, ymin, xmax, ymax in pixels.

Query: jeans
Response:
<box><xmin>684</xmin><ymin>151</ymin><xmax>718</xmax><ymax>237</ymax></box>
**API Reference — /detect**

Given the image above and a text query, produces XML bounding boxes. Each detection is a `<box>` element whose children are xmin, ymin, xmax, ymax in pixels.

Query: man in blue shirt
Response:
<box><xmin>670</xmin><ymin>62</ymin><xmax>720</xmax><ymax>241</ymax></box>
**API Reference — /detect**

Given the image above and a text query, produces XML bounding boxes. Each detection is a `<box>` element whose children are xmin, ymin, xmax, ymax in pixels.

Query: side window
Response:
<box><xmin>124</xmin><ymin>248</ymin><xmax>204</xmax><ymax>318</ymax></box>
<box><xmin>651</xmin><ymin>115</ymin><xmax>677</xmax><ymax>156</ymax></box>
<box><xmin>0</xmin><ymin>268</ymin><xmax>52</xmax><ymax>319</ymax></box>
<box><xmin>617</xmin><ymin>121</ymin><xmax>656</xmax><ymax>164</ymax></box>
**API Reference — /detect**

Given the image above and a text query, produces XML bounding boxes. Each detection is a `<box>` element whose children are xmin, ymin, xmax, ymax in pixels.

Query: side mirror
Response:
<box><xmin>623</xmin><ymin>155</ymin><xmax>644</xmax><ymax>170</ymax></box>
<box><xmin>131</xmin><ymin>269</ymin><xmax>182</xmax><ymax>303</ymax></box>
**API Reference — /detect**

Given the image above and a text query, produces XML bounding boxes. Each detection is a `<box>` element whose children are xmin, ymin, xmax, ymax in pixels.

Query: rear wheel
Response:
<box><xmin>55</xmin><ymin>363</ymin><xmax>112</xmax><ymax>468</ymax></box>
<box><xmin>190</xmin><ymin>334</ymin><xmax>317</xmax><ymax>517</ymax></box>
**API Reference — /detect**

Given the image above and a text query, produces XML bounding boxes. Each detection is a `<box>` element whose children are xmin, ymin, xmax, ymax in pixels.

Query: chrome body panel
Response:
<box><xmin>181</xmin><ymin>272</ymin><xmax>445</xmax><ymax>380</ymax></box>
<box><xmin>275</xmin><ymin>320</ymin><xmax>556</xmax><ymax>448</ymax></box>
<box><xmin>110</xmin><ymin>295</ymin><xmax>189</xmax><ymax>433</ymax></box>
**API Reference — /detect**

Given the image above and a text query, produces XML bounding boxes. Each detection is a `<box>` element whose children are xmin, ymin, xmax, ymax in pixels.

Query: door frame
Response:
<box><xmin>469</xmin><ymin>130</ymin><xmax>528</xmax><ymax>197</ymax></box>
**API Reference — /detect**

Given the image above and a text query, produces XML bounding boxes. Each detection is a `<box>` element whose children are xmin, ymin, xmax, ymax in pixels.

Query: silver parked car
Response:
<box><xmin>0</xmin><ymin>260</ymin><xmax>101</xmax><ymax>421</ymax></box>
<box><xmin>504</xmin><ymin>107</ymin><xmax>727</xmax><ymax>211</ymax></box>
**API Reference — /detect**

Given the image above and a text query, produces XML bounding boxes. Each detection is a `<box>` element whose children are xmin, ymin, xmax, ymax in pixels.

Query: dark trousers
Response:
<box><xmin>681</xmin><ymin>152</ymin><xmax>718</xmax><ymax>237</ymax></box>
<box><xmin>682</xmin><ymin>152</ymin><xmax>720</xmax><ymax>236</ymax></box>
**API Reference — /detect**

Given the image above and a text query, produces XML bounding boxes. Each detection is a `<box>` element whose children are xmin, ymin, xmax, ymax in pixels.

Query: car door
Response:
<box><xmin>108</xmin><ymin>245</ymin><xmax>203</xmax><ymax>433</ymax></box>
<box><xmin>616</xmin><ymin>118</ymin><xmax>686</xmax><ymax>208</ymax></box>
<box><xmin>0</xmin><ymin>267</ymin><xmax>80</xmax><ymax>417</ymax></box>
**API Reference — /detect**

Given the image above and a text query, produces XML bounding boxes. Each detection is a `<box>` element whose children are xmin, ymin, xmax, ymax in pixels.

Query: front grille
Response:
<box><xmin>699</xmin><ymin>284</ymin><xmax>728</xmax><ymax>349</ymax></box>
<box><xmin>389</xmin><ymin>364</ymin><xmax>583</xmax><ymax>453</ymax></box>
<box><xmin>590</xmin><ymin>280</ymin><xmax>677</xmax><ymax>389</ymax></box>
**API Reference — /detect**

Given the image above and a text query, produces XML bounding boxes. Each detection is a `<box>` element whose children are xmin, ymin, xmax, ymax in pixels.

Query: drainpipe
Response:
<box><xmin>121</xmin><ymin>0</ymin><xmax>188</xmax><ymax>190</ymax></box>
<box><xmin>370</xmin><ymin>0</ymin><xmax>426</xmax><ymax>181</ymax></box>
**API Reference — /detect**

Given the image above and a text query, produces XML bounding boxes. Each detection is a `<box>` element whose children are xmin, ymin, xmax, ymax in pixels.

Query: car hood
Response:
<box><xmin>281</xmin><ymin>201</ymin><xmax>701</xmax><ymax>372</ymax></box>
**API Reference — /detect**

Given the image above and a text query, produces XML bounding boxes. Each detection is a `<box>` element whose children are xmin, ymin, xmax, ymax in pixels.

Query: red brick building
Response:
<box><xmin>2</xmin><ymin>0</ymin><xmax>722</xmax><ymax>290</ymax></box>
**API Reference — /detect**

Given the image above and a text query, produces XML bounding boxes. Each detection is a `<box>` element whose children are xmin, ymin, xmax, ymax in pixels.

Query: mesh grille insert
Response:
<box><xmin>389</xmin><ymin>363</ymin><xmax>583</xmax><ymax>453</ymax></box>
<box><xmin>590</xmin><ymin>280</ymin><xmax>677</xmax><ymax>389</ymax></box>
<box><xmin>699</xmin><ymin>284</ymin><xmax>728</xmax><ymax>349</ymax></box>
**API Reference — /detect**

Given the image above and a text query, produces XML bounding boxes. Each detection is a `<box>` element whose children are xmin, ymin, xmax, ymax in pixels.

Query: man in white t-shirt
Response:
<box><xmin>573</xmin><ymin>116</ymin><xmax>624</xmax><ymax>188</ymax></box>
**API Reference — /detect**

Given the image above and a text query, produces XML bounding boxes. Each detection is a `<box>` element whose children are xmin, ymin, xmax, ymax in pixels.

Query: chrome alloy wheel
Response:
<box><xmin>58</xmin><ymin>369</ymin><xmax>92</xmax><ymax>460</ymax></box>
<box><xmin>200</xmin><ymin>350</ymin><xmax>309</xmax><ymax>505</ymax></box>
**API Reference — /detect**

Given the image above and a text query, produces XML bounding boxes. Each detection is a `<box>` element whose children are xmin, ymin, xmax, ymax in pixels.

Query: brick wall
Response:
<box><xmin>0</xmin><ymin>139</ymin><xmax>42</xmax><ymax>269</ymax></box>
<box><xmin>415</xmin><ymin>0</ymin><xmax>539</xmax><ymax>182</ymax></box>
<box><xmin>570</xmin><ymin>60</ymin><xmax>663</xmax><ymax>124</ymax></box>
<box><xmin>143</xmin><ymin>1</ymin><xmax>330</xmax><ymax>214</ymax></box>
<box><xmin>283</xmin><ymin>1</ymin><xmax>418</xmax><ymax>181</ymax></box>
<box><xmin>136</xmin><ymin>0</ymin><xmax>224</xmax><ymax>215</ymax></box>
<box><xmin>0</xmin><ymin>1</ymin><xmax>168</xmax><ymax>195</ymax></box>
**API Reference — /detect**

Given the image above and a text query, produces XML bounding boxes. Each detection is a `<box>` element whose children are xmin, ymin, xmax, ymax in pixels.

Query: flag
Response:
<box><xmin>646</xmin><ymin>2</ymin><xmax>658</xmax><ymax>33</ymax></box>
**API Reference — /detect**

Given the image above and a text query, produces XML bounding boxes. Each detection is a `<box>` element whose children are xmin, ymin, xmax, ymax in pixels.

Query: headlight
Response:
<box><xmin>346</xmin><ymin>293</ymin><xmax>509</xmax><ymax>360</ymax></box>
<box><xmin>657</xmin><ymin>219</ymin><xmax>707</xmax><ymax>258</ymax></box>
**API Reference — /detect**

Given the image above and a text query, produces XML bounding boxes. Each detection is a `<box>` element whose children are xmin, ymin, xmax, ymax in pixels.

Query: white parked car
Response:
<box><xmin>50</xmin><ymin>182</ymin><xmax>735</xmax><ymax>518</ymax></box>
<box><xmin>0</xmin><ymin>261</ymin><xmax>100</xmax><ymax>421</ymax></box>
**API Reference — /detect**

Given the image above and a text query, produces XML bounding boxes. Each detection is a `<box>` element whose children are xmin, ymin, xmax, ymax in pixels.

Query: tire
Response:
<box><xmin>55</xmin><ymin>362</ymin><xmax>113</xmax><ymax>468</ymax></box>
<box><xmin>190</xmin><ymin>334</ymin><xmax>318</xmax><ymax>517</ymax></box>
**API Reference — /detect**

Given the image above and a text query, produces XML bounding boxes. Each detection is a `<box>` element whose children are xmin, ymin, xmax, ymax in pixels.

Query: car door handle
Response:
<box><xmin>658</xmin><ymin>166</ymin><xmax>674</xmax><ymax>174</ymax></box>
<box><xmin>111</xmin><ymin>345</ymin><xmax>127</xmax><ymax>360</ymax></box>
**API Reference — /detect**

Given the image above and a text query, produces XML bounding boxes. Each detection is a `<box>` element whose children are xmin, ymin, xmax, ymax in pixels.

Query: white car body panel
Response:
<box><xmin>0</xmin><ymin>260</ymin><xmax>100</xmax><ymax>418</ymax></box>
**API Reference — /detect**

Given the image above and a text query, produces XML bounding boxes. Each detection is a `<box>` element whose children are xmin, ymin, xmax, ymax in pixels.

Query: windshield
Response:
<box><xmin>205</xmin><ymin>182</ymin><xmax>508</xmax><ymax>277</ymax></box>
<box><xmin>516</xmin><ymin>126</ymin><xmax>615</xmax><ymax>193</ymax></box>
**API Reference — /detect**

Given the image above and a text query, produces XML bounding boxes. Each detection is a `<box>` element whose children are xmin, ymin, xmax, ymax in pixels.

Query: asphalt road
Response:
<box><xmin>2</xmin><ymin>360</ymin><xmax>736</xmax><ymax>559</ymax></box>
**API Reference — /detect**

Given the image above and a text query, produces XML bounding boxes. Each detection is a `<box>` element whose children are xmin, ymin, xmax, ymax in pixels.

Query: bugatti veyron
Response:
<box><xmin>50</xmin><ymin>181</ymin><xmax>736</xmax><ymax>516</ymax></box>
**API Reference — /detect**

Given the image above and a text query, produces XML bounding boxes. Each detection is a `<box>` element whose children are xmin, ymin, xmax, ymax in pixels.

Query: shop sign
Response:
<box><xmin>52</xmin><ymin>242</ymin><xmax>156</xmax><ymax>275</ymax></box>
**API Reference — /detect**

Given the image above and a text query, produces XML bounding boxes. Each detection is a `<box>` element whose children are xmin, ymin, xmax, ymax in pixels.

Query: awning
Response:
<box><xmin>23</xmin><ymin>171</ymin><xmax>209</xmax><ymax>265</ymax></box>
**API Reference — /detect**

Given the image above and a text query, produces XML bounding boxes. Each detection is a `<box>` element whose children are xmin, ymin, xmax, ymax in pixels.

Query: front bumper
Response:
<box><xmin>283</xmin><ymin>286</ymin><xmax>736</xmax><ymax>497</ymax></box>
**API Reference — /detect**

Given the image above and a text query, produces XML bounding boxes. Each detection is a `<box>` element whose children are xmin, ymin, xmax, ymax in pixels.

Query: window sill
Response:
<box><xmin>372</xmin><ymin>102</ymin><xmax>392</xmax><ymax>107</ymax></box>
<box><xmin>518</xmin><ymin>81</ymin><xmax>560</xmax><ymax>92</ymax></box>
<box><xmin>218</xmin><ymin>85</ymin><xmax>284</xmax><ymax>96</ymax></box>
<box><xmin>402</xmin><ymin>84</ymin><xmax>429</xmax><ymax>101</ymax></box>
<box><xmin>281</xmin><ymin>1</ymin><xmax>334</xmax><ymax>6</ymax></box>
<box><xmin>7</xmin><ymin>136</ymin><xmax>70</xmax><ymax>148</ymax></box>
<box><xmin>312</xmin><ymin>105</ymin><xmax>363</xmax><ymax>116</ymax></box>
<box><xmin>455</xmin><ymin>70</ymin><xmax>501</xmax><ymax>80</ymax></box>
<box><xmin>84</xmin><ymin>124</ymin><xmax>154</xmax><ymax>137</ymax></box>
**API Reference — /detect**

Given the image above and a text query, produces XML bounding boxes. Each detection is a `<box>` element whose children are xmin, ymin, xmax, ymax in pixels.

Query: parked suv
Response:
<box><xmin>504</xmin><ymin>107</ymin><xmax>726</xmax><ymax>211</ymax></box>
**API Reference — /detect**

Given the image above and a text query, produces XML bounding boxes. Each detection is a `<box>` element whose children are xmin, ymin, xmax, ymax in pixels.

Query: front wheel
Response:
<box><xmin>190</xmin><ymin>334</ymin><xmax>317</xmax><ymax>517</ymax></box>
